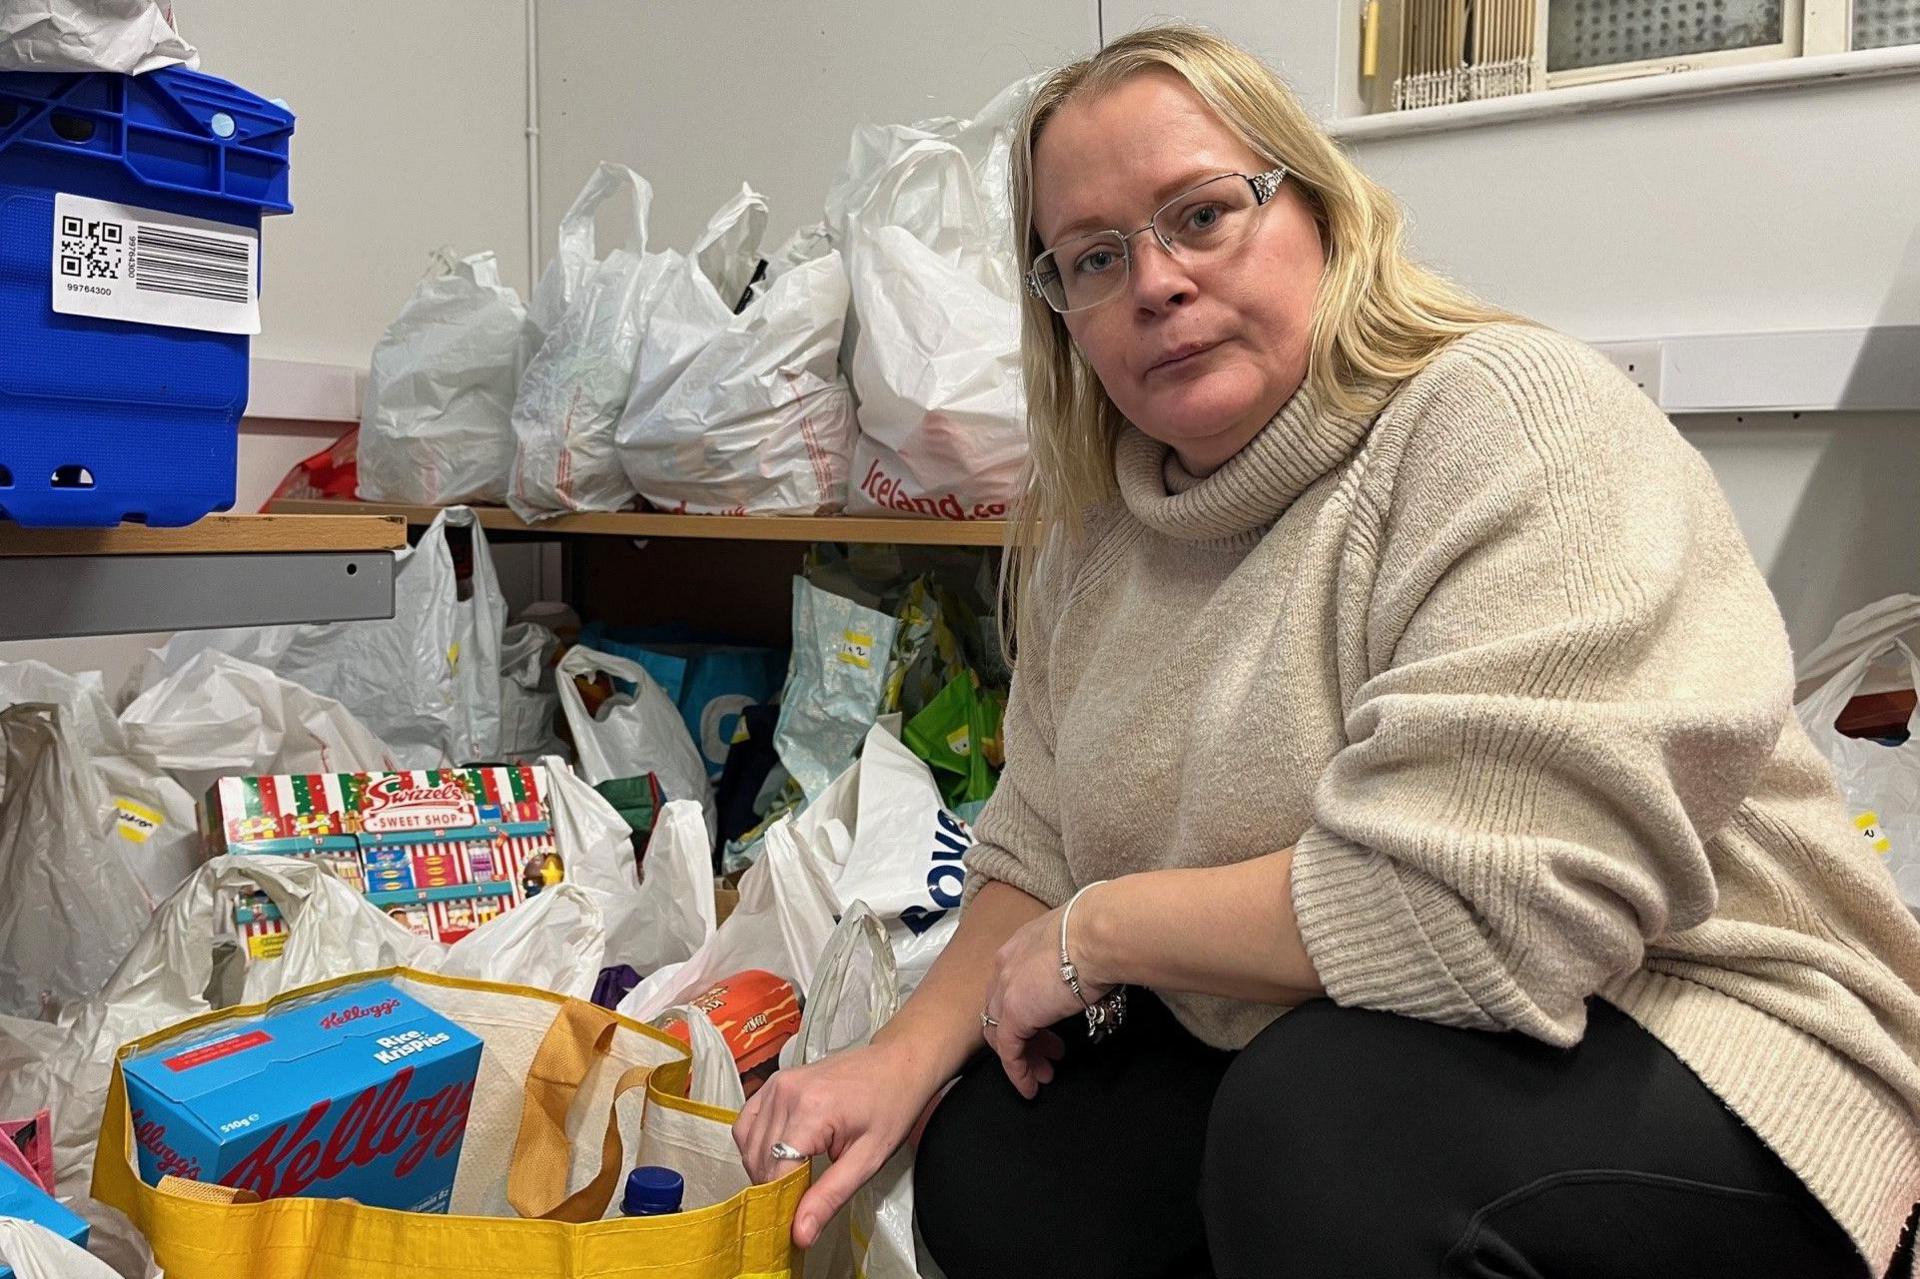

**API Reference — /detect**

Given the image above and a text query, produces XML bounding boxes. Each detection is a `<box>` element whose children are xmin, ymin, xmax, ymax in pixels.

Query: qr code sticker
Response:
<box><xmin>58</xmin><ymin>213</ymin><xmax>125</xmax><ymax>280</ymax></box>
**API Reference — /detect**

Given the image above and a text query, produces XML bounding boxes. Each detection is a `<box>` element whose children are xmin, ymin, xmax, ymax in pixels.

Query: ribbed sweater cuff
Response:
<box><xmin>1292</xmin><ymin>825</ymin><xmax>1531</xmax><ymax>1037</ymax></box>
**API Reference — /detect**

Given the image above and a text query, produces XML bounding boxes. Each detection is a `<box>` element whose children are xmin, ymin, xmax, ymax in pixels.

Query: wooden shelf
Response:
<box><xmin>263</xmin><ymin>499</ymin><xmax>1010</xmax><ymax>548</ymax></box>
<box><xmin>0</xmin><ymin>513</ymin><xmax>408</xmax><ymax>557</ymax></box>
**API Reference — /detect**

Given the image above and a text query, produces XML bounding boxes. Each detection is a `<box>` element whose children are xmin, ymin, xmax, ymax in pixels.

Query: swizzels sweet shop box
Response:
<box><xmin>121</xmin><ymin>980</ymin><xmax>481</xmax><ymax>1211</ymax></box>
<box><xmin>206</xmin><ymin>765</ymin><xmax>565</xmax><ymax>955</ymax></box>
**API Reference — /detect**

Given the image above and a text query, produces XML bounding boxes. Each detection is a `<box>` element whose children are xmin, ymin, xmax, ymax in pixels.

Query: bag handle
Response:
<box><xmin>795</xmin><ymin>902</ymin><xmax>897</xmax><ymax>1066</ymax></box>
<box><xmin>555</xmin><ymin>162</ymin><xmax>653</xmax><ymax>265</ymax></box>
<box><xmin>1795</xmin><ymin>594</ymin><xmax>1920</xmax><ymax>701</ymax></box>
<box><xmin>507</xmin><ymin>998</ymin><xmax>657</xmax><ymax>1223</ymax></box>
<box><xmin>657</xmin><ymin>1003</ymin><xmax>747</xmax><ymax>1110</ymax></box>
<box><xmin>1796</xmin><ymin>638</ymin><xmax>1920</xmax><ymax>741</ymax></box>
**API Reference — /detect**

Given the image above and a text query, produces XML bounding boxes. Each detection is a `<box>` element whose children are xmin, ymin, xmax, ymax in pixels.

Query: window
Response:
<box><xmin>1359</xmin><ymin>0</ymin><xmax>1917</xmax><ymax>113</ymax></box>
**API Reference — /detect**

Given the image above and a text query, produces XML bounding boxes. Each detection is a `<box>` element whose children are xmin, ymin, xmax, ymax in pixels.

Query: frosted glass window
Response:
<box><xmin>1853</xmin><ymin>0</ymin><xmax>1920</xmax><ymax>50</ymax></box>
<box><xmin>1547</xmin><ymin>0</ymin><xmax>1784</xmax><ymax>71</ymax></box>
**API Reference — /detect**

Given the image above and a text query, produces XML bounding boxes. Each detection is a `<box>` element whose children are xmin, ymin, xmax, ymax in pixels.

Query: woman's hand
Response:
<box><xmin>732</xmin><ymin>1040</ymin><xmax>940</xmax><ymax>1250</ymax></box>
<box><xmin>981</xmin><ymin>904</ymin><xmax>1110</xmax><ymax>1099</ymax></box>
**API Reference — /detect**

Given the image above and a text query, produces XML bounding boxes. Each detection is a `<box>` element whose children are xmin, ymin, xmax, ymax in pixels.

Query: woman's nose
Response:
<box><xmin>1128</xmin><ymin>234</ymin><xmax>1197</xmax><ymax>313</ymax></box>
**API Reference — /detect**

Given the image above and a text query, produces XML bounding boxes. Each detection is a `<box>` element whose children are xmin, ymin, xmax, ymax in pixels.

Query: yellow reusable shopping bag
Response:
<box><xmin>93</xmin><ymin>966</ymin><xmax>808</xmax><ymax>1279</ymax></box>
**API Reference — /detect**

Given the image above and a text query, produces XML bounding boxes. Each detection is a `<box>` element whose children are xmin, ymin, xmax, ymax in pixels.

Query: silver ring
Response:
<box><xmin>980</xmin><ymin>1011</ymin><xmax>999</xmax><ymax>1029</ymax></box>
<box><xmin>769</xmin><ymin>1140</ymin><xmax>806</xmax><ymax>1162</ymax></box>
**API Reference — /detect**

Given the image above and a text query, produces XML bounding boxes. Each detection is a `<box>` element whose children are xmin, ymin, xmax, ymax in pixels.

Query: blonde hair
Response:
<box><xmin>1002</xmin><ymin>23</ymin><xmax>1524</xmax><ymax>648</ymax></box>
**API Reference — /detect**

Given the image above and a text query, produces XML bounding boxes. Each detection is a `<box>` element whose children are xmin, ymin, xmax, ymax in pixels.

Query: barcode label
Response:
<box><xmin>51</xmin><ymin>192</ymin><xmax>260</xmax><ymax>335</ymax></box>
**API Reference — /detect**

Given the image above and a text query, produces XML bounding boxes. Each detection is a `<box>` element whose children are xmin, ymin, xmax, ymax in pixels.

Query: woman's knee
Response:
<box><xmin>1203</xmin><ymin>1000</ymin><xmax>1372</xmax><ymax>1182</ymax></box>
<box><xmin>1201</xmin><ymin>1001</ymin><xmax>1410</xmax><ymax>1271</ymax></box>
<box><xmin>1202</xmin><ymin>1002</ymin><xmax>1429</xmax><ymax>1215</ymax></box>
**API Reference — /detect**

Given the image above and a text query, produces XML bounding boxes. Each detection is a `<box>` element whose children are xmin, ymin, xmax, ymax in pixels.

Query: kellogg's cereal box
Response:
<box><xmin>122</xmin><ymin>981</ymin><xmax>480</xmax><ymax>1212</ymax></box>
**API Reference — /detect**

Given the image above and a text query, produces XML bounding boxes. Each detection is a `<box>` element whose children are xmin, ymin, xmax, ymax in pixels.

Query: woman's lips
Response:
<box><xmin>1147</xmin><ymin>340</ymin><xmax>1221</xmax><ymax>375</ymax></box>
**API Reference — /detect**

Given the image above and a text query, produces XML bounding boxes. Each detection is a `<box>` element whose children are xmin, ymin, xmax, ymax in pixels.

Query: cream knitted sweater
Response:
<box><xmin>962</xmin><ymin>324</ymin><xmax>1920</xmax><ymax>1271</ymax></box>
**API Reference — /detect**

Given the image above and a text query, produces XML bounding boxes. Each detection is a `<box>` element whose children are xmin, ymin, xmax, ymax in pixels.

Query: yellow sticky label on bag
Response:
<box><xmin>836</xmin><ymin>630</ymin><xmax>875</xmax><ymax>669</ymax></box>
<box><xmin>247</xmin><ymin>931</ymin><xmax>287</xmax><ymax>961</ymax></box>
<box><xmin>113</xmin><ymin>798</ymin><xmax>163</xmax><ymax>844</ymax></box>
<box><xmin>1855</xmin><ymin>811</ymin><xmax>1893</xmax><ymax>855</ymax></box>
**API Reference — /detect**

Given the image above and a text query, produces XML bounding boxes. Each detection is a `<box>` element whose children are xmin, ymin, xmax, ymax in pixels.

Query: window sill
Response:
<box><xmin>1326</xmin><ymin>44</ymin><xmax>1920</xmax><ymax>143</ymax></box>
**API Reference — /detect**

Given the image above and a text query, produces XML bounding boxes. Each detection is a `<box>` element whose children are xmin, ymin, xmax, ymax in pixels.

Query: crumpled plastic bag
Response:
<box><xmin>619</xmin><ymin>799</ymin><xmax>719</xmax><ymax>978</ymax></box>
<box><xmin>542</xmin><ymin>758</ymin><xmax>713</xmax><ymax>978</ymax></box>
<box><xmin>619</xmin><ymin>814</ymin><xmax>837</xmax><ymax>1021</ymax></box>
<box><xmin>65</xmin><ymin>1197</ymin><xmax>163</xmax><ymax>1279</ymax></box>
<box><xmin>0</xmin><ymin>0</ymin><xmax>196</xmax><ymax>74</ymax></box>
<box><xmin>0</xmin><ymin>1218</ymin><xmax>130</xmax><ymax>1279</ymax></box>
<box><xmin>773</xmin><ymin>578</ymin><xmax>898</xmax><ymax>800</ymax></box>
<box><xmin>903</xmin><ymin>671</ymin><xmax>1004</xmax><ymax>818</ymax></box>
<box><xmin>617</xmin><ymin>183</ymin><xmax>771</xmax><ymax>439</ymax></box>
<box><xmin>509</xmin><ymin>164</ymin><xmax>663</xmax><ymax>520</ymax></box>
<box><xmin>138</xmin><ymin>508</ymin><xmax>555</xmax><ymax>768</ymax></box>
<box><xmin>625</xmin><ymin>723</ymin><xmax>970</xmax><ymax>1020</ymax></box>
<box><xmin>556</xmin><ymin>645</ymin><xmax>715</xmax><ymax>833</ymax></box>
<box><xmin>618</xmin><ymin>249</ymin><xmax>857</xmax><ymax>516</ymax></box>
<box><xmin>358</xmin><ymin>249</ymin><xmax>529</xmax><ymax>506</ymax></box>
<box><xmin>0</xmin><ymin>662</ymin><xmax>198</xmax><ymax>906</ymax></box>
<box><xmin>0</xmin><ymin>704</ymin><xmax>157</xmax><ymax>1022</ymax></box>
<box><xmin>119</xmin><ymin>649</ymin><xmax>396</xmax><ymax>799</ymax></box>
<box><xmin>834</xmin><ymin>76</ymin><xmax>1040</xmax><ymax>522</ymax></box>
<box><xmin>792</xmin><ymin>724</ymin><xmax>967</xmax><ymax>996</ymax></box>
<box><xmin>1796</xmin><ymin>614</ymin><xmax>1920</xmax><ymax>912</ymax></box>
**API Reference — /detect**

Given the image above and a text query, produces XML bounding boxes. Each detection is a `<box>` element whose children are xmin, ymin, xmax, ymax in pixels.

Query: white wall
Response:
<box><xmin>1345</xmin><ymin>80</ymin><xmax>1920</xmax><ymax>341</ymax></box>
<box><xmin>186</xmin><ymin>0</ymin><xmax>535</xmax><ymax>364</ymax></box>
<box><xmin>1101</xmin><ymin>2</ymin><xmax>1347</xmax><ymax>119</ymax></box>
<box><xmin>534</xmin><ymin>0</ymin><xmax>1099</xmax><ymax>258</ymax></box>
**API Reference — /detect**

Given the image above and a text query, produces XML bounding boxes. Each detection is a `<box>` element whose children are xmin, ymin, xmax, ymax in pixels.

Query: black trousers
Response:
<box><xmin>915</xmin><ymin>993</ymin><xmax>1905</xmax><ymax>1279</ymax></box>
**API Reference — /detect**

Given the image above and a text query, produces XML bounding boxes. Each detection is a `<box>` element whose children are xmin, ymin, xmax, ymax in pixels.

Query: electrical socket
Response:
<box><xmin>1593</xmin><ymin>341</ymin><xmax>1664</xmax><ymax>407</ymax></box>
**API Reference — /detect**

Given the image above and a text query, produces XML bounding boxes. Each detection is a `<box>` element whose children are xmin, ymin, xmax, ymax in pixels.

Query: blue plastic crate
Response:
<box><xmin>0</xmin><ymin>66</ymin><xmax>293</xmax><ymax>527</ymax></box>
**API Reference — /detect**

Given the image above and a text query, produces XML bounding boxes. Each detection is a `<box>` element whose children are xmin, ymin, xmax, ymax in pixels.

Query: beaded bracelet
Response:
<box><xmin>1059</xmin><ymin>881</ymin><xmax>1127</xmax><ymax>1041</ymax></box>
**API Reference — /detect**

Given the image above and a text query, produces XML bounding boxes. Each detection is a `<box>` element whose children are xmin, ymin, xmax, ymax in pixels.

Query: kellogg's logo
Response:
<box><xmin>319</xmin><ymin>997</ymin><xmax>402</xmax><ymax>1032</ymax></box>
<box><xmin>133</xmin><ymin>1109</ymin><xmax>202</xmax><ymax>1181</ymax></box>
<box><xmin>220</xmin><ymin>1068</ymin><xmax>474</xmax><ymax>1200</ymax></box>
<box><xmin>359</xmin><ymin>776</ymin><xmax>477</xmax><ymax>835</ymax></box>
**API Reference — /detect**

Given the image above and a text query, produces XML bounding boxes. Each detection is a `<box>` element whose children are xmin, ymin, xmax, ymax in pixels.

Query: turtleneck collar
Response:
<box><xmin>1113</xmin><ymin>378</ymin><xmax>1379</xmax><ymax>544</ymax></box>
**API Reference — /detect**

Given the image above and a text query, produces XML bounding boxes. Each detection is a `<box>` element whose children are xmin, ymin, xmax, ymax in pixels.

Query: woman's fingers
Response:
<box><xmin>993</xmin><ymin>1028</ymin><xmax>1043</xmax><ymax>1100</ymax></box>
<box><xmin>792</xmin><ymin>1133</ymin><xmax>891</xmax><ymax>1249</ymax></box>
<box><xmin>733</xmin><ymin>1080</ymin><xmax>807</xmax><ymax>1183</ymax></box>
<box><xmin>731</xmin><ymin>1092</ymin><xmax>764</xmax><ymax>1178</ymax></box>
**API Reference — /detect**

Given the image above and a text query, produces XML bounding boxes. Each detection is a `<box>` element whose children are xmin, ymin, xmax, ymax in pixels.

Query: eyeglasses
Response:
<box><xmin>1026</xmin><ymin>167</ymin><xmax>1289</xmax><ymax>314</ymax></box>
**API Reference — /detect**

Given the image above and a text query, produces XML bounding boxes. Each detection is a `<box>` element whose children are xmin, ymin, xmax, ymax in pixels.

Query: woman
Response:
<box><xmin>734</xmin><ymin>26</ymin><xmax>1920</xmax><ymax>1277</ymax></box>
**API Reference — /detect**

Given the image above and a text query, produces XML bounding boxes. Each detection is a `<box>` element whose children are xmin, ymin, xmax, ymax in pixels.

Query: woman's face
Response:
<box><xmin>1032</xmin><ymin>70</ymin><xmax>1324</xmax><ymax>476</ymax></box>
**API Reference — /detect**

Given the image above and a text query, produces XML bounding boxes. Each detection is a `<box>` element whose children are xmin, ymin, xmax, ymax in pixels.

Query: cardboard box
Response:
<box><xmin>122</xmin><ymin>980</ymin><xmax>481</xmax><ymax>1212</ymax></box>
<box><xmin>205</xmin><ymin>766</ymin><xmax>563</xmax><ymax>948</ymax></box>
<box><xmin>0</xmin><ymin>1163</ymin><xmax>88</xmax><ymax>1277</ymax></box>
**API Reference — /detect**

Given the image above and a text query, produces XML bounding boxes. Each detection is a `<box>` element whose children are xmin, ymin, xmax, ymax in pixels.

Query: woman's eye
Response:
<box><xmin>1074</xmin><ymin>249</ymin><xmax>1119</xmax><ymax>276</ymax></box>
<box><xmin>1183</xmin><ymin>204</ymin><xmax>1225</xmax><ymax>233</ymax></box>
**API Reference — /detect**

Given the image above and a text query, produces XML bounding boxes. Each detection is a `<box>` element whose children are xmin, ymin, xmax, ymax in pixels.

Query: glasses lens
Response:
<box><xmin>1035</xmin><ymin>231</ymin><xmax>1129</xmax><ymax>313</ymax></box>
<box><xmin>1154</xmin><ymin>175</ymin><xmax>1259</xmax><ymax>257</ymax></box>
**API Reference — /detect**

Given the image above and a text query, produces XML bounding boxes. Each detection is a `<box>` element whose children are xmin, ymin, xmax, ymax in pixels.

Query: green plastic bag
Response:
<box><xmin>903</xmin><ymin>673</ymin><xmax>1005</xmax><ymax>814</ymax></box>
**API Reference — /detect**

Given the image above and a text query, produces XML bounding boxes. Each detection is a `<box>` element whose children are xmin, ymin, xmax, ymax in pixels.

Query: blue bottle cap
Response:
<box><xmin>622</xmin><ymin>1165</ymin><xmax>685</xmax><ymax>1216</ymax></box>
